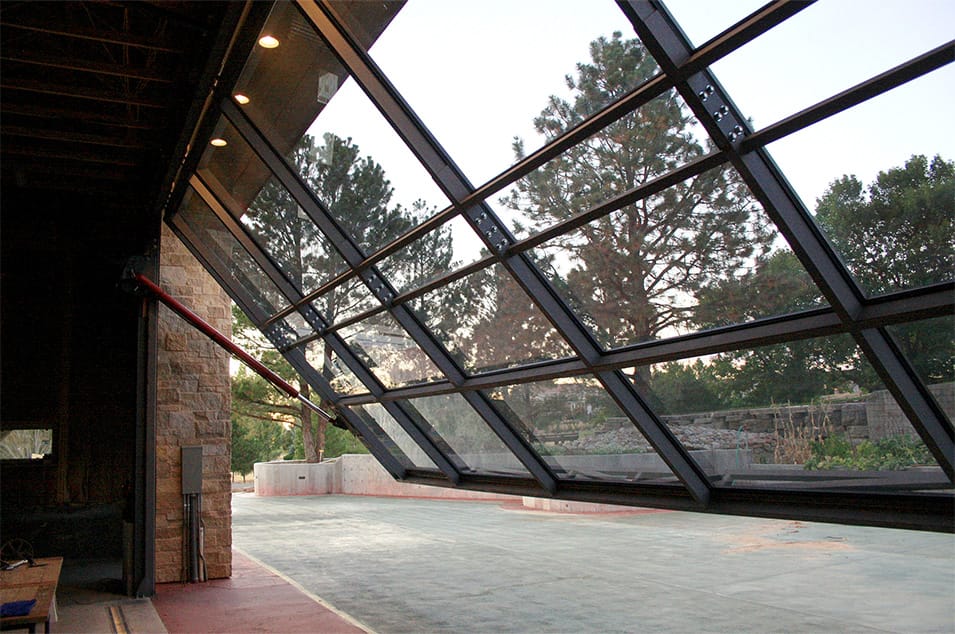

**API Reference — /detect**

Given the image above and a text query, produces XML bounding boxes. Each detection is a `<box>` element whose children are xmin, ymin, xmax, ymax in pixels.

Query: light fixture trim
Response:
<box><xmin>210</xmin><ymin>138</ymin><xmax>228</xmax><ymax>147</ymax></box>
<box><xmin>258</xmin><ymin>35</ymin><xmax>280</xmax><ymax>49</ymax></box>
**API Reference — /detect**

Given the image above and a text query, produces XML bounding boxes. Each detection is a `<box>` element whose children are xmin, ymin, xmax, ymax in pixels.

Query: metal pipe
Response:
<box><xmin>132</xmin><ymin>273</ymin><xmax>335</xmax><ymax>421</ymax></box>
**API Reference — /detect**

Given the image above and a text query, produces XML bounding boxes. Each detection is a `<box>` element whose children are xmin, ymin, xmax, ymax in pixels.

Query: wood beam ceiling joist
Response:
<box><xmin>0</xmin><ymin>103</ymin><xmax>157</xmax><ymax>130</ymax></box>
<box><xmin>0</xmin><ymin>79</ymin><xmax>167</xmax><ymax>109</ymax></box>
<box><xmin>0</xmin><ymin>19</ymin><xmax>185</xmax><ymax>54</ymax></box>
<box><xmin>0</xmin><ymin>51</ymin><xmax>175</xmax><ymax>83</ymax></box>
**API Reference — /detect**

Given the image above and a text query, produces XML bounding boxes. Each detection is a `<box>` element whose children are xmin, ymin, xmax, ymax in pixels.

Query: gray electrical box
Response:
<box><xmin>181</xmin><ymin>445</ymin><xmax>203</xmax><ymax>495</ymax></box>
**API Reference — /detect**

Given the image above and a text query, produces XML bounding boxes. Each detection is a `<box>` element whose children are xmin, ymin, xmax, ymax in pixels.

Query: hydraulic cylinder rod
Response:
<box><xmin>133</xmin><ymin>273</ymin><xmax>334</xmax><ymax>421</ymax></box>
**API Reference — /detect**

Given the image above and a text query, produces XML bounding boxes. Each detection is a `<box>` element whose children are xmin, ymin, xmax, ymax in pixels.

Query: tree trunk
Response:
<box><xmin>300</xmin><ymin>382</ymin><xmax>320</xmax><ymax>463</ymax></box>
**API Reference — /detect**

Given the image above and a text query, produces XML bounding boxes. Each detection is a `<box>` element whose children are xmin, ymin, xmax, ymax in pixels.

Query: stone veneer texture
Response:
<box><xmin>155</xmin><ymin>224</ymin><xmax>232</xmax><ymax>582</ymax></box>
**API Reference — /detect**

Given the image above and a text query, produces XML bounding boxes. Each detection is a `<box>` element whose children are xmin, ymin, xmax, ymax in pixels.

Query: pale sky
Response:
<box><xmin>311</xmin><ymin>0</ymin><xmax>954</xmax><ymax>259</ymax></box>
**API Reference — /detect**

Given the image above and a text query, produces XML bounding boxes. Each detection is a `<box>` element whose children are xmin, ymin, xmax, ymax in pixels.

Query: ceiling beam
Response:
<box><xmin>0</xmin><ymin>78</ymin><xmax>167</xmax><ymax>108</ymax></box>
<box><xmin>2</xmin><ymin>125</ymin><xmax>144</xmax><ymax>149</ymax></box>
<box><xmin>0</xmin><ymin>103</ymin><xmax>157</xmax><ymax>130</ymax></box>
<box><xmin>0</xmin><ymin>19</ymin><xmax>184</xmax><ymax>53</ymax></box>
<box><xmin>1</xmin><ymin>50</ymin><xmax>175</xmax><ymax>83</ymax></box>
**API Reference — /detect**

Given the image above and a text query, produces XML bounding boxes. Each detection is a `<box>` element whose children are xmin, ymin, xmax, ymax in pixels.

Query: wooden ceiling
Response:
<box><xmin>0</xmin><ymin>1</ymin><xmax>232</xmax><ymax>211</ymax></box>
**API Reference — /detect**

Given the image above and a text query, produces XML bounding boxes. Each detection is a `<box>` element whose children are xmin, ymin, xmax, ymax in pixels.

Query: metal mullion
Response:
<box><xmin>460</xmin><ymin>391</ymin><xmax>557</xmax><ymax>494</ymax></box>
<box><xmin>171</xmin><ymin>216</ymin><xmax>411</xmax><ymax>475</ymax></box>
<box><xmin>381</xmin><ymin>400</ymin><xmax>463</xmax><ymax>483</ymax></box>
<box><xmin>318</xmin><ymin>332</ymin><xmax>462</xmax><ymax>482</ymax></box>
<box><xmin>277</xmin><ymin>346</ymin><xmax>406</xmax><ymax>479</ymax></box>
<box><xmin>597</xmin><ymin>370</ymin><xmax>711</xmax><ymax>504</ymax></box>
<box><xmin>191</xmin><ymin>174</ymin><xmax>307</xmax><ymax>308</ymax></box>
<box><xmin>854</xmin><ymin>328</ymin><xmax>955</xmax><ymax>481</ymax></box>
<box><xmin>464</xmin><ymin>73</ymin><xmax>673</xmax><ymax>207</ymax></box>
<box><xmin>191</xmin><ymin>113</ymin><xmax>460</xmax><ymax>482</ymax></box>
<box><xmin>168</xmin><ymin>219</ymin><xmax>271</xmax><ymax>327</ymax></box>
<box><xmin>857</xmin><ymin>283</ymin><xmax>955</xmax><ymax>326</ymax></box>
<box><xmin>742</xmin><ymin>42</ymin><xmax>955</xmax><ymax>153</ymax></box>
<box><xmin>300</xmin><ymin>0</ymin><xmax>474</xmax><ymax>202</ymax></box>
<box><xmin>263</xmin><ymin>268</ymin><xmax>357</xmax><ymax>329</ymax></box>
<box><xmin>620</xmin><ymin>0</ymin><xmax>866</xmax><ymax>323</ymax></box>
<box><xmin>304</xmin><ymin>0</ymin><xmax>711</xmax><ymax>497</ymax></box>
<box><xmin>683</xmin><ymin>0</ymin><xmax>815</xmax><ymax>73</ymax></box>
<box><xmin>392</xmin><ymin>254</ymin><xmax>496</xmax><ymax>308</ymax></box>
<box><xmin>512</xmin><ymin>150</ymin><xmax>727</xmax><ymax>254</ymax></box>
<box><xmin>460</xmin><ymin>0</ymin><xmax>810</xmax><ymax>210</ymax></box>
<box><xmin>225</xmin><ymin>93</ymin><xmax>471</xmax><ymax>388</ymax></box>
<box><xmin>221</xmin><ymin>98</ymin><xmax>368</xmax><ymax>266</ymax></box>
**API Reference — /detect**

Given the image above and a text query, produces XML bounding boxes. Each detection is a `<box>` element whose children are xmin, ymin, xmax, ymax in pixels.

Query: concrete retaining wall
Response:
<box><xmin>254</xmin><ymin>455</ymin><xmax>513</xmax><ymax>502</ymax></box>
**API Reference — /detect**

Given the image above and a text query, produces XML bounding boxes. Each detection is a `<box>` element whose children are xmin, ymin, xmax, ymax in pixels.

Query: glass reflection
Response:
<box><xmin>410</xmin><ymin>263</ymin><xmax>573</xmax><ymax>374</ymax></box>
<box><xmin>632</xmin><ymin>334</ymin><xmax>945</xmax><ymax>489</ymax></box>
<box><xmin>404</xmin><ymin>393</ymin><xmax>528</xmax><ymax>475</ymax></box>
<box><xmin>303</xmin><ymin>337</ymin><xmax>366</xmax><ymax>397</ymax></box>
<box><xmin>311</xmin><ymin>277</ymin><xmax>379</xmax><ymax>326</ymax></box>
<box><xmin>530</xmin><ymin>165</ymin><xmax>823</xmax><ymax>349</ymax></box>
<box><xmin>349</xmin><ymin>403</ymin><xmax>438</xmax><ymax>470</ymax></box>
<box><xmin>175</xmin><ymin>188</ymin><xmax>289</xmax><ymax>316</ymax></box>
<box><xmin>199</xmin><ymin>119</ymin><xmax>349</xmax><ymax>296</ymax></box>
<box><xmin>233</xmin><ymin>2</ymin><xmax>449</xmax><ymax>256</ymax></box>
<box><xmin>377</xmin><ymin>214</ymin><xmax>484</xmax><ymax>295</ymax></box>
<box><xmin>487</xmin><ymin>377</ymin><xmax>676</xmax><ymax>483</ymax></box>
<box><xmin>338</xmin><ymin>312</ymin><xmax>443</xmax><ymax>389</ymax></box>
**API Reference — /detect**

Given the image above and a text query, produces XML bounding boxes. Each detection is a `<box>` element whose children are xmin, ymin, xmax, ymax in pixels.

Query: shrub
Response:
<box><xmin>804</xmin><ymin>434</ymin><xmax>933</xmax><ymax>471</ymax></box>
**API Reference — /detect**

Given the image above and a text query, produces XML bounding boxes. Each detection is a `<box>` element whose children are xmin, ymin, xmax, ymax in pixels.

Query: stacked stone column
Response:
<box><xmin>155</xmin><ymin>224</ymin><xmax>232</xmax><ymax>582</ymax></box>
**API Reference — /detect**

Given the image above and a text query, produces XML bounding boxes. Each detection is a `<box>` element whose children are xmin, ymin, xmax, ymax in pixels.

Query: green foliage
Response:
<box><xmin>814</xmin><ymin>154</ymin><xmax>954</xmax><ymax>296</ymax></box>
<box><xmin>805</xmin><ymin>434</ymin><xmax>934</xmax><ymax>471</ymax></box>
<box><xmin>231</xmin><ymin>415</ymin><xmax>292</xmax><ymax>476</ymax></box>
<box><xmin>647</xmin><ymin>360</ymin><xmax>724</xmax><ymax>414</ymax></box>
<box><xmin>685</xmin><ymin>154</ymin><xmax>954</xmax><ymax>411</ymax></box>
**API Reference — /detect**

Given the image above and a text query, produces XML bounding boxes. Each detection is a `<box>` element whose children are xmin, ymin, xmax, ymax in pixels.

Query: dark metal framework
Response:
<box><xmin>165</xmin><ymin>0</ymin><xmax>954</xmax><ymax>531</ymax></box>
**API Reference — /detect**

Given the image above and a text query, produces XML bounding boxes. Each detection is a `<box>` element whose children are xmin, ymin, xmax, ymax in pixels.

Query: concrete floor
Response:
<box><xmin>232</xmin><ymin>493</ymin><xmax>955</xmax><ymax>634</ymax></box>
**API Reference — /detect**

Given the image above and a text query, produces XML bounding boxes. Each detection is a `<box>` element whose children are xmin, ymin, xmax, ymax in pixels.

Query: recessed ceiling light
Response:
<box><xmin>258</xmin><ymin>35</ymin><xmax>280</xmax><ymax>49</ymax></box>
<box><xmin>210</xmin><ymin>138</ymin><xmax>228</xmax><ymax>147</ymax></box>
<box><xmin>234</xmin><ymin>93</ymin><xmax>250</xmax><ymax>105</ymax></box>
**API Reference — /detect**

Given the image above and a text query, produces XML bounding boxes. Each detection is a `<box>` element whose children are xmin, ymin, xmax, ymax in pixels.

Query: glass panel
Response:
<box><xmin>404</xmin><ymin>393</ymin><xmax>528</xmax><ymax>475</ymax></box>
<box><xmin>495</xmin><ymin>89</ymin><xmax>705</xmax><ymax>241</ymax></box>
<box><xmin>0</xmin><ymin>429</ymin><xmax>53</xmax><ymax>460</ymax></box>
<box><xmin>348</xmin><ymin>403</ymin><xmax>437</xmax><ymax>470</ymax></box>
<box><xmin>233</xmin><ymin>2</ymin><xmax>449</xmax><ymax>255</ymax></box>
<box><xmin>487</xmin><ymin>377</ymin><xmax>677</xmax><ymax>483</ymax></box>
<box><xmin>303</xmin><ymin>338</ymin><xmax>366</xmax><ymax>397</ymax></box>
<box><xmin>632</xmin><ymin>334</ymin><xmax>945</xmax><ymax>490</ymax></box>
<box><xmin>823</xmin><ymin>148</ymin><xmax>955</xmax><ymax>297</ymax></box>
<box><xmin>334</xmin><ymin>0</ymin><xmax>656</xmax><ymax>187</ymax></box>
<box><xmin>767</xmin><ymin>66</ymin><xmax>954</xmax><ymax>219</ymax></box>
<box><xmin>310</xmin><ymin>276</ymin><xmax>378</xmax><ymax>326</ymax></box>
<box><xmin>377</xmin><ymin>214</ymin><xmax>484</xmax><ymax>294</ymax></box>
<box><xmin>529</xmin><ymin>165</ymin><xmax>823</xmax><ymax>349</ymax></box>
<box><xmin>665</xmin><ymin>0</ymin><xmax>766</xmax><ymax>48</ymax></box>
<box><xmin>410</xmin><ymin>263</ymin><xmax>574</xmax><ymax>374</ymax></box>
<box><xmin>175</xmin><ymin>188</ymin><xmax>289</xmax><ymax>316</ymax></box>
<box><xmin>710</xmin><ymin>0</ymin><xmax>955</xmax><ymax>130</ymax></box>
<box><xmin>338</xmin><ymin>312</ymin><xmax>443</xmax><ymax>389</ymax></box>
<box><xmin>887</xmin><ymin>316</ymin><xmax>954</xmax><ymax>421</ymax></box>
<box><xmin>267</xmin><ymin>311</ymin><xmax>315</xmax><ymax>349</ymax></box>
<box><xmin>198</xmin><ymin>119</ymin><xmax>348</xmax><ymax>295</ymax></box>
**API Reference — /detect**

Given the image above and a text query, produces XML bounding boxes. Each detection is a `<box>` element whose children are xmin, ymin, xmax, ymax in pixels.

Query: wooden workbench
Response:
<box><xmin>0</xmin><ymin>557</ymin><xmax>62</xmax><ymax>634</ymax></box>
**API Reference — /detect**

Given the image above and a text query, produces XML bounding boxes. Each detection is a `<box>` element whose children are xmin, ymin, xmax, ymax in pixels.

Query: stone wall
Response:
<box><xmin>155</xmin><ymin>225</ymin><xmax>232</xmax><ymax>583</ymax></box>
<box><xmin>661</xmin><ymin>382</ymin><xmax>953</xmax><ymax>445</ymax></box>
